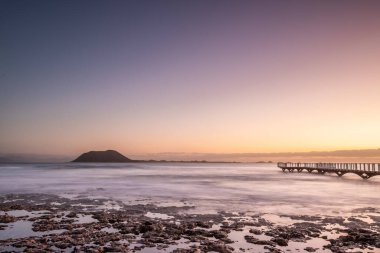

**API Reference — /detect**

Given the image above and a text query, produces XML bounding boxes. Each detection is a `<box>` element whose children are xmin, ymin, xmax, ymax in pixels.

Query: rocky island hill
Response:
<box><xmin>72</xmin><ymin>150</ymin><xmax>133</xmax><ymax>163</ymax></box>
<box><xmin>72</xmin><ymin>150</ymin><xmax>237</xmax><ymax>163</ymax></box>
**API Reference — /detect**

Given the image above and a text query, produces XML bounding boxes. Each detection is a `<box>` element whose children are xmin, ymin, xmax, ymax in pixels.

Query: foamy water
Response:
<box><xmin>1</xmin><ymin>163</ymin><xmax>379</xmax><ymax>215</ymax></box>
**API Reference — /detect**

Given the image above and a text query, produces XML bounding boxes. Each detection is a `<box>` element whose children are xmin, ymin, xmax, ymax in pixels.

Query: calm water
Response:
<box><xmin>1</xmin><ymin>163</ymin><xmax>379</xmax><ymax>215</ymax></box>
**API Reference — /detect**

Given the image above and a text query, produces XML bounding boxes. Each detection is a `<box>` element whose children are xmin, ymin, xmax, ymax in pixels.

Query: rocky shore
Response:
<box><xmin>1</xmin><ymin>194</ymin><xmax>380</xmax><ymax>253</ymax></box>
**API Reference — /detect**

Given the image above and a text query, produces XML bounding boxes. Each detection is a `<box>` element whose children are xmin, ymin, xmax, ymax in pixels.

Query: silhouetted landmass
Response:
<box><xmin>255</xmin><ymin>161</ymin><xmax>273</xmax><ymax>163</ymax></box>
<box><xmin>71</xmin><ymin>150</ymin><xmax>238</xmax><ymax>163</ymax></box>
<box><xmin>72</xmin><ymin>150</ymin><xmax>132</xmax><ymax>163</ymax></box>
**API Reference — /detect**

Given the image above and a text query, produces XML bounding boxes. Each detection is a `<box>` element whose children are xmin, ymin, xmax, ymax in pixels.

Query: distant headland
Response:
<box><xmin>72</xmin><ymin>150</ymin><xmax>132</xmax><ymax>163</ymax></box>
<box><xmin>71</xmin><ymin>150</ymin><xmax>237</xmax><ymax>163</ymax></box>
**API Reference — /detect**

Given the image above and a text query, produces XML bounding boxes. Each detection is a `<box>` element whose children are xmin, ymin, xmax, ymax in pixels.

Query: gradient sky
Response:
<box><xmin>1</xmin><ymin>1</ymin><xmax>380</xmax><ymax>157</ymax></box>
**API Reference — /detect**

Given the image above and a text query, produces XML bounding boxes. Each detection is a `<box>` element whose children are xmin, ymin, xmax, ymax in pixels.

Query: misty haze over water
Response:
<box><xmin>1</xmin><ymin>163</ymin><xmax>379</xmax><ymax>215</ymax></box>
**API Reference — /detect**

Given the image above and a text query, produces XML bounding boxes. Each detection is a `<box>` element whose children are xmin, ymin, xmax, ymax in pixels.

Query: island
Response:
<box><xmin>72</xmin><ymin>150</ymin><xmax>132</xmax><ymax>163</ymax></box>
<box><xmin>72</xmin><ymin>150</ymin><xmax>239</xmax><ymax>163</ymax></box>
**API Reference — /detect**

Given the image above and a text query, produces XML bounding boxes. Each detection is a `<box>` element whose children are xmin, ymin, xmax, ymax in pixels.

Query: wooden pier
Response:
<box><xmin>277</xmin><ymin>162</ymin><xmax>380</xmax><ymax>179</ymax></box>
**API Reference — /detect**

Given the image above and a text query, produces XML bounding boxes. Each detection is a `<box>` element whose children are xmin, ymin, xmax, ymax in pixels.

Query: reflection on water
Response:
<box><xmin>0</xmin><ymin>220</ymin><xmax>66</xmax><ymax>240</ymax></box>
<box><xmin>0</xmin><ymin>163</ymin><xmax>380</xmax><ymax>214</ymax></box>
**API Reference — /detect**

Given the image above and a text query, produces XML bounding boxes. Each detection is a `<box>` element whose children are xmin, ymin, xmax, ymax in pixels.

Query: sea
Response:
<box><xmin>1</xmin><ymin>162</ymin><xmax>379</xmax><ymax>215</ymax></box>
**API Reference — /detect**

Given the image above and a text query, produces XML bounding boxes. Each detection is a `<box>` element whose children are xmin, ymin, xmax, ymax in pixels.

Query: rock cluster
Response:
<box><xmin>1</xmin><ymin>193</ymin><xmax>380</xmax><ymax>253</ymax></box>
<box><xmin>325</xmin><ymin>228</ymin><xmax>380</xmax><ymax>252</ymax></box>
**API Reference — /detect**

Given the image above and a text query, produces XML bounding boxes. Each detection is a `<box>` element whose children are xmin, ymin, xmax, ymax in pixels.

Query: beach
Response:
<box><xmin>1</xmin><ymin>163</ymin><xmax>380</xmax><ymax>252</ymax></box>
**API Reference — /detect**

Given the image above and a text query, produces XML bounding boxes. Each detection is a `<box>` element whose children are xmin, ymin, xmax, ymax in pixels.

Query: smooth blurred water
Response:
<box><xmin>0</xmin><ymin>163</ymin><xmax>379</xmax><ymax>214</ymax></box>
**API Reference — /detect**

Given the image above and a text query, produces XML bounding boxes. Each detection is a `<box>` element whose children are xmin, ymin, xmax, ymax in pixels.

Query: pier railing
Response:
<box><xmin>277</xmin><ymin>162</ymin><xmax>380</xmax><ymax>179</ymax></box>
<box><xmin>277</xmin><ymin>162</ymin><xmax>380</xmax><ymax>172</ymax></box>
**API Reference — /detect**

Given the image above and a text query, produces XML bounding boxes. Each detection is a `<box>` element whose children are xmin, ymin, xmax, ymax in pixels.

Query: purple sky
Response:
<box><xmin>1</xmin><ymin>1</ymin><xmax>380</xmax><ymax>157</ymax></box>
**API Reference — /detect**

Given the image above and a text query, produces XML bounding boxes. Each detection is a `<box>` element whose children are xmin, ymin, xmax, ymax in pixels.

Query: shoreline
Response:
<box><xmin>1</xmin><ymin>194</ymin><xmax>380</xmax><ymax>253</ymax></box>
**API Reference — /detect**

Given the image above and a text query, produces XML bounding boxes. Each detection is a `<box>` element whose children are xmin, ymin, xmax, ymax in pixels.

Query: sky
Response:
<box><xmin>1</xmin><ymin>1</ymin><xmax>380</xmax><ymax>158</ymax></box>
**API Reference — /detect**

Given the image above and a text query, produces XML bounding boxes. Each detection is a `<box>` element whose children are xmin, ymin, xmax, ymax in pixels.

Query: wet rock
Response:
<box><xmin>0</xmin><ymin>214</ymin><xmax>16</xmax><ymax>223</ymax></box>
<box><xmin>32</xmin><ymin>218</ymin><xmax>75</xmax><ymax>232</ymax></box>
<box><xmin>244</xmin><ymin>235</ymin><xmax>275</xmax><ymax>246</ymax></box>
<box><xmin>55</xmin><ymin>242</ymin><xmax>71</xmax><ymax>249</ymax></box>
<box><xmin>321</xmin><ymin>217</ymin><xmax>345</xmax><ymax>225</ymax></box>
<box><xmin>221</xmin><ymin>221</ymin><xmax>245</xmax><ymax>230</ymax></box>
<box><xmin>249</xmin><ymin>228</ymin><xmax>262</xmax><ymax>235</ymax></box>
<box><xmin>264</xmin><ymin>245</ymin><xmax>283</xmax><ymax>253</ymax></box>
<box><xmin>172</xmin><ymin>249</ymin><xmax>201</xmax><ymax>253</ymax></box>
<box><xmin>248</xmin><ymin>217</ymin><xmax>273</xmax><ymax>227</ymax></box>
<box><xmin>195</xmin><ymin>220</ymin><xmax>212</xmax><ymax>228</ymax></box>
<box><xmin>283</xmin><ymin>215</ymin><xmax>322</xmax><ymax>222</ymax></box>
<box><xmin>304</xmin><ymin>246</ymin><xmax>318</xmax><ymax>252</ymax></box>
<box><xmin>210</xmin><ymin>230</ymin><xmax>229</xmax><ymax>239</ymax></box>
<box><xmin>138</xmin><ymin>220</ymin><xmax>163</xmax><ymax>233</ymax></box>
<box><xmin>67</xmin><ymin>212</ymin><xmax>78</xmax><ymax>218</ymax></box>
<box><xmin>325</xmin><ymin>227</ymin><xmax>380</xmax><ymax>252</ymax></box>
<box><xmin>272</xmin><ymin>237</ymin><xmax>288</xmax><ymax>246</ymax></box>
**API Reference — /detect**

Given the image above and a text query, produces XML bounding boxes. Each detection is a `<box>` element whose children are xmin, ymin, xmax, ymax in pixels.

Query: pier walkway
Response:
<box><xmin>277</xmin><ymin>162</ymin><xmax>380</xmax><ymax>179</ymax></box>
